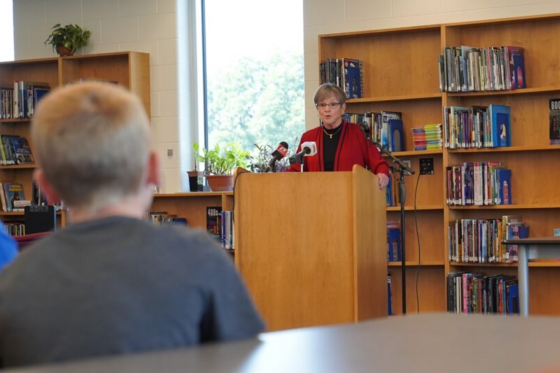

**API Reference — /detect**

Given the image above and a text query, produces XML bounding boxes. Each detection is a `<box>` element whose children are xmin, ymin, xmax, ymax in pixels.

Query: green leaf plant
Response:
<box><xmin>193</xmin><ymin>142</ymin><xmax>250</xmax><ymax>175</ymax></box>
<box><xmin>44</xmin><ymin>23</ymin><xmax>91</xmax><ymax>55</ymax></box>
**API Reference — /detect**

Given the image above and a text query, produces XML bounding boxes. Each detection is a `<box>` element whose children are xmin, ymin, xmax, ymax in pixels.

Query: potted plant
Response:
<box><xmin>193</xmin><ymin>142</ymin><xmax>250</xmax><ymax>191</ymax></box>
<box><xmin>44</xmin><ymin>23</ymin><xmax>91</xmax><ymax>56</ymax></box>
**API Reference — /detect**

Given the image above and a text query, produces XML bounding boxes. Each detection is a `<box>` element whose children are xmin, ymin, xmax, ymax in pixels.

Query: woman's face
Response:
<box><xmin>316</xmin><ymin>93</ymin><xmax>346</xmax><ymax>129</ymax></box>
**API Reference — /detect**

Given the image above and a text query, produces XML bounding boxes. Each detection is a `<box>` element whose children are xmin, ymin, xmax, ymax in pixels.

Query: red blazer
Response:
<box><xmin>289</xmin><ymin>121</ymin><xmax>389</xmax><ymax>176</ymax></box>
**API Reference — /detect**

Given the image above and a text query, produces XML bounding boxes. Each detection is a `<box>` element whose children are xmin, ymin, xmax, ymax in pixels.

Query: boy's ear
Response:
<box><xmin>33</xmin><ymin>169</ymin><xmax>62</xmax><ymax>205</ymax></box>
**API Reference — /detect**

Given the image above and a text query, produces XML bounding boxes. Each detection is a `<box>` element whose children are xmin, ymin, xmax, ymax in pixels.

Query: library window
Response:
<box><xmin>0</xmin><ymin>0</ymin><xmax>14</xmax><ymax>62</ymax></box>
<box><xmin>201</xmin><ymin>0</ymin><xmax>304</xmax><ymax>154</ymax></box>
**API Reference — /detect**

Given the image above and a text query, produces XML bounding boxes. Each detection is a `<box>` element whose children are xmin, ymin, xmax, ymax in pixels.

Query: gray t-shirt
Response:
<box><xmin>0</xmin><ymin>216</ymin><xmax>265</xmax><ymax>368</ymax></box>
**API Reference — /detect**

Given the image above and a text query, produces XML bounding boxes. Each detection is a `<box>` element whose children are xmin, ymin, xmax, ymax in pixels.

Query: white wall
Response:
<box><xmin>13</xmin><ymin>0</ymin><xmax>560</xmax><ymax>192</ymax></box>
<box><xmin>13</xmin><ymin>0</ymin><xmax>182</xmax><ymax>193</ymax></box>
<box><xmin>303</xmin><ymin>0</ymin><xmax>560</xmax><ymax>128</ymax></box>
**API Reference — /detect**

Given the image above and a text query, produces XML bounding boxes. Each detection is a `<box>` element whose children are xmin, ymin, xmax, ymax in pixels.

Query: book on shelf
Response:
<box><xmin>148</xmin><ymin>211</ymin><xmax>187</xmax><ymax>226</ymax></box>
<box><xmin>0</xmin><ymin>182</ymin><xmax>6</xmax><ymax>212</ymax></box>
<box><xmin>0</xmin><ymin>87</ymin><xmax>14</xmax><ymax>119</ymax></box>
<box><xmin>388</xmin><ymin>119</ymin><xmax>404</xmax><ymax>152</ymax></box>
<box><xmin>342</xmin><ymin>58</ymin><xmax>364</xmax><ymax>99</ymax></box>
<box><xmin>3</xmin><ymin>182</ymin><xmax>25</xmax><ymax>212</ymax></box>
<box><xmin>12</xmin><ymin>81</ymin><xmax>50</xmax><ymax>119</ymax></box>
<box><xmin>495</xmin><ymin>168</ymin><xmax>512</xmax><ymax>205</ymax></box>
<box><xmin>0</xmin><ymin>135</ymin><xmax>17</xmax><ymax>165</ymax></box>
<box><xmin>550</xmin><ymin>98</ymin><xmax>560</xmax><ymax>145</ymax></box>
<box><xmin>506</xmin><ymin>46</ymin><xmax>526</xmax><ymax>89</ymax></box>
<box><xmin>411</xmin><ymin>123</ymin><xmax>442</xmax><ymax>151</ymax></box>
<box><xmin>505</xmin><ymin>221</ymin><xmax>529</xmax><ymax>263</ymax></box>
<box><xmin>387</xmin><ymin>220</ymin><xmax>401</xmax><ymax>262</ymax></box>
<box><xmin>380</xmin><ymin>111</ymin><xmax>402</xmax><ymax>149</ymax></box>
<box><xmin>447</xmin><ymin>272</ymin><xmax>519</xmax><ymax>314</ymax></box>
<box><xmin>439</xmin><ymin>45</ymin><xmax>526</xmax><ymax>92</ymax></box>
<box><xmin>33</xmin><ymin>86</ymin><xmax>51</xmax><ymax>114</ymax></box>
<box><xmin>488</xmin><ymin>104</ymin><xmax>511</xmax><ymax>147</ymax></box>
<box><xmin>206</xmin><ymin>206</ymin><xmax>222</xmax><ymax>241</ymax></box>
<box><xmin>9</xmin><ymin>136</ymin><xmax>34</xmax><ymax>165</ymax></box>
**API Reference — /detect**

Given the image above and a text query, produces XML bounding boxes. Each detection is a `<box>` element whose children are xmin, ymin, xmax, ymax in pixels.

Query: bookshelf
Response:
<box><xmin>151</xmin><ymin>192</ymin><xmax>234</xmax><ymax>229</ymax></box>
<box><xmin>0</xmin><ymin>52</ymin><xmax>150</xmax><ymax>233</ymax></box>
<box><xmin>319</xmin><ymin>13</ymin><xmax>560</xmax><ymax>315</ymax></box>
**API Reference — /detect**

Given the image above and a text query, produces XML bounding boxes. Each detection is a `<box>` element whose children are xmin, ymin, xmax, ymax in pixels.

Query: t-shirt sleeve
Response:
<box><xmin>198</xmin><ymin>253</ymin><xmax>265</xmax><ymax>342</ymax></box>
<box><xmin>0</xmin><ymin>226</ymin><xmax>17</xmax><ymax>273</ymax></box>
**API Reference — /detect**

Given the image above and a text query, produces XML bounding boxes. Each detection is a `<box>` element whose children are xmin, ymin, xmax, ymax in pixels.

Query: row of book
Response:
<box><xmin>411</xmin><ymin>123</ymin><xmax>442</xmax><ymax>151</ymax></box>
<box><xmin>448</xmin><ymin>216</ymin><xmax>529</xmax><ymax>264</ymax></box>
<box><xmin>447</xmin><ymin>272</ymin><xmax>519</xmax><ymax>314</ymax></box>
<box><xmin>439</xmin><ymin>45</ymin><xmax>526</xmax><ymax>93</ymax></box>
<box><xmin>0</xmin><ymin>135</ymin><xmax>35</xmax><ymax>165</ymax></box>
<box><xmin>443</xmin><ymin>104</ymin><xmax>511</xmax><ymax>149</ymax></box>
<box><xmin>147</xmin><ymin>211</ymin><xmax>187</xmax><ymax>226</ymax></box>
<box><xmin>344</xmin><ymin>111</ymin><xmax>404</xmax><ymax>152</ymax></box>
<box><xmin>320</xmin><ymin>58</ymin><xmax>364</xmax><ymax>99</ymax></box>
<box><xmin>446</xmin><ymin>162</ymin><xmax>512</xmax><ymax>206</ymax></box>
<box><xmin>207</xmin><ymin>207</ymin><xmax>234</xmax><ymax>250</ymax></box>
<box><xmin>3</xmin><ymin>222</ymin><xmax>26</xmax><ymax>237</ymax></box>
<box><xmin>0</xmin><ymin>81</ymin><xmax>51</xmax><ymax>119</ymax></box>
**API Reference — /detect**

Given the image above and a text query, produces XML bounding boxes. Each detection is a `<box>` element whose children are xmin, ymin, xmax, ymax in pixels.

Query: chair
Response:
<box><xmin>14</xmin><ymin>231</ymin><xmax>51</xmax><ymax>251</ymax></box>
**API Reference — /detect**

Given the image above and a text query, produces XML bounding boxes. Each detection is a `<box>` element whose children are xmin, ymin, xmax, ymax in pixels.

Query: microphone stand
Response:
<box><xmin>371</xmin><ymin>139</ymin><xmax>415</xmax><ymax>315</ymax></box>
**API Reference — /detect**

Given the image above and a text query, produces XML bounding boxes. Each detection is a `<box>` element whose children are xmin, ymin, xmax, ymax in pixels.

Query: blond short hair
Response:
<box><xmin>31</xmin><ymin>81</ymin><xmax>150</xmax><ymax>211</ymax></box>
<box><xmin>313</xmin><ymin>83</ymin><xmax>347</xmax><ymax>106</ymax></box>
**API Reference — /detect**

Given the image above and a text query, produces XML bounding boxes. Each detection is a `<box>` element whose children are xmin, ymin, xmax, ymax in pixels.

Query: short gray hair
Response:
<box><xmin>313</xmin><ymin>83</ymin><xmax>347</xmax><ymax>105</ymax></box>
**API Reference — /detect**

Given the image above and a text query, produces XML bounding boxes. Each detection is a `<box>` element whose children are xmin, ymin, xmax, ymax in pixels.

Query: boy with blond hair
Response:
<box><xmin>0</xmin><ymin>82</ymin><xmax>264</xmax><ymax>368</ymax></box>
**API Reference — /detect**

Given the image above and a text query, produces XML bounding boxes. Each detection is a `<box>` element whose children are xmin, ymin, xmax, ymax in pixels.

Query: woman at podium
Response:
<box><xmin>289</xmin><ymin>83</ymin><xmax>389</xmax><ymax>189</ymax></box>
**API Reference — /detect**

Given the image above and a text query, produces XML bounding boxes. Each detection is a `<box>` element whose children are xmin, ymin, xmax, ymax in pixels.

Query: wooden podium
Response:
<box><xmin>234</xmin><ymin>165</ymin><xmax>387</xmax><ymax>331</ymax></box>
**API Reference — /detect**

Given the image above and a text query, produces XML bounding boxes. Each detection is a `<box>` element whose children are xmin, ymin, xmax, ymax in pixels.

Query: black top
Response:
<box><xmin>322</xmin><ymin>124</ymin><xmax>343</xmax><ymax>171</ymax></box>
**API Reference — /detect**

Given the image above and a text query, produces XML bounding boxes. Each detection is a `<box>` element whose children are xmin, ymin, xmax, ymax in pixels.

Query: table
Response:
<box><xmin>503</xmin><ymin>237</ymin><xmax>560</xmax><ymax>316</ymax></box>
<box><xmin>5</xmin><ymin>313</ymin><xmax>560</xmax><ymax>373</ymax></box>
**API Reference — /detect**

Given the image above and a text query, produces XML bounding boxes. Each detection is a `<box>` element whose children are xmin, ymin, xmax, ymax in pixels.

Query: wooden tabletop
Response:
<box><xmin>5</xmin><ymin>313</ymin><xmax>560</xmax><ymax>373</ymax></box>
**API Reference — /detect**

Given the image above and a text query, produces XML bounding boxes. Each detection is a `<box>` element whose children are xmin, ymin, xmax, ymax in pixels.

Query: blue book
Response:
<box><xmin>342</xmin><ymin>58</ymin><xmax>363</xmax><ymax>99</ymax></box>
<box><xmin>506</xmin><ymin>281</ymin><xmax>519</xmax><ymax>314</ymax></box>
<box><xmin>507</xmin><ymin>46</ymin><xmax>526</xmax><ymax>89</ymax></box>
<box><xmin>388</xmin><ymin>119</ymin><xmax>404</xmax><ymax>152</ymax></box>
<box><xmin>495</xmin><ymin>168</ymin><xmax>512</xmax><ymax>205</ymax></box>
<box><xmin>387</xmin><ymin>226</ymin><xmax>401</xmax><ymax>262</ymax></box>
<box><xmin>489</xmin><ymin>104</ymin><xmax>511</xmax><ymax>147</ymax></box>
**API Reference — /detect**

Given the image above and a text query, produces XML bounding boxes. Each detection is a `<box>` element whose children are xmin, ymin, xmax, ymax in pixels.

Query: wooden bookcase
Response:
<box><xmin>0</xmin><ymin>52</ymin><xmax>150</xmax><ymax>233</ymax></box>
<box><xmin>319</xmin><ymin>13</ymin><xmax>560</xmax><ymax>315</ymax></box>
<box><xmin>151</xmin><ymin>192</ymin><xmax>233</xmax><ymax>229</ymax></box>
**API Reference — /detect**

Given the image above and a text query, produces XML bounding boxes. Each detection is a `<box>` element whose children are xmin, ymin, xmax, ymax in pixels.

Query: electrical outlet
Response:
<box><xmin>167</xmin><ymin>149</ymin><xmax>173</xmax><ymax>157</ymax></box>
<box><xmin>419</xmin><ymin>158</ymin><xmax>434</xmax><ymax>175</ymax></box>
<box><xmin>402</xmin><ymin>159</ymin><xmax>413</xmax><ymax>176</ymax></box>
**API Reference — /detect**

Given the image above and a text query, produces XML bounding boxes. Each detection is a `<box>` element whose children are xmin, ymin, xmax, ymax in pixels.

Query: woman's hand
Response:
<box><xmin>378</xmin><ymin>173</ymin><xmax>390</xmax><ymax>189</ymax></box>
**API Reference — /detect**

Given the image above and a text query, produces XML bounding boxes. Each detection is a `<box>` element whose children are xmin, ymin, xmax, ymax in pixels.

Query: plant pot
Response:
<box><xmin>56</xmin><ymin>45</ymin><xmax>73</xmax><ymax>57</ymax></box>
<box><xmin>187</xmin><ymin>170</ymin><xmax>202</xmax><ymax>192</ymax></box>
<box><xmin>206</xmin><ymin>174</ymin><xmax>234</xmax><ymax>192</ymax></box>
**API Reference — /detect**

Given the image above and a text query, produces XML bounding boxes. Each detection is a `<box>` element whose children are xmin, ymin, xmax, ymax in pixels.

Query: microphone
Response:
<box><xmin>269</xmin><ymin>142</ymin><xmax>289</xmax><ymax>172</ymax></box>
<box><xmin>299</xmin><ymin>141</ymin><xmax>317</xmax><ymax>157</ymax></box>
<box><xmin>289</xmin><ymin>141</ymin><xmax>317</xmax><ymax>166</ymax></box>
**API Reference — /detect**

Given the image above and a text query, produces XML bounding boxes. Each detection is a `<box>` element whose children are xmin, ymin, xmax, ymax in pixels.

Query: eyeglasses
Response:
<box><xmin>316</xmin><ymin>102</ymin><xmax>341</xmax><ymax>110</ymax></box>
